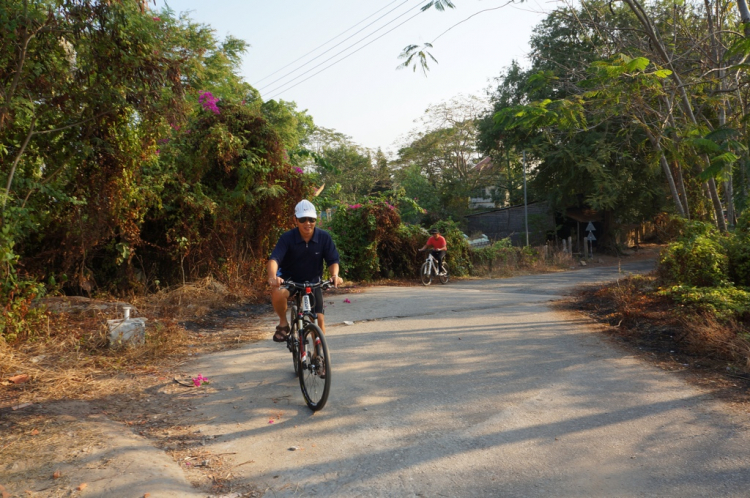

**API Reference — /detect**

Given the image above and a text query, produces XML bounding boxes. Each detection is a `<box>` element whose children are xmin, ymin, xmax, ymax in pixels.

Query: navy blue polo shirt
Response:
<box><xmin>268</xmin><ymin>227</ymin><xmax>340</xmax><ymax>283</ymax></box>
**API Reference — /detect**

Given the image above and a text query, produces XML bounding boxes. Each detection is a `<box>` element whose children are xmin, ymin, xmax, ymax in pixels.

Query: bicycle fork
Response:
<box><xmin>298</xmin><ymin>293</ymin><xmax>321</xmax><ymax>367</ymax></box>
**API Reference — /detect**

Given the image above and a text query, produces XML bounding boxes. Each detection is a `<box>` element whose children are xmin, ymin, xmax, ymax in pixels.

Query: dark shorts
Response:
<box><xmin>289</xmin><ymin>286</ymin><xmax>324</xmax><ymax>314</ymax></box>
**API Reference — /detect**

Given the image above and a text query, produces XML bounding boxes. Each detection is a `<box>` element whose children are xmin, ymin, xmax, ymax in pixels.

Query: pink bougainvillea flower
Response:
<box><xmin>198</xmin><ymin>91</ymin><xmax>220</xmax><ymax>114</ymax></box>
<box><xmin>294</xmin><ymin>167</ymin><xmax>304</xmax><ymax>174</ymax></box>
<box><xmin>192</xmin><ymin>374</ymin><xmax>208</xmax><ymax>387</ymax></box>
<box><xmin>268</xmin><ymin>420</ymin><xmax>274</xmax><ymax>424</ymax></box>
<box><xmin>344</xmin><ymin>298</ymin><xmax>351</xmax><ymax>304</ymax></box>
<box><xmin>152</xmin><ymin>16</ymin><xmax>161</xmax><ymax>21</ymax></box>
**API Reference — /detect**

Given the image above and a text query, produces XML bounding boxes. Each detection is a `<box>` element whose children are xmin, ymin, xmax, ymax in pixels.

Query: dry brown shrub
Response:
<box><xmin>680</xmin><ymin>315</ymin><xmax>750</xmax><ymax>371</ymax></box>
<box><xmin>132</xmin><ymin>276</ymin><xmax>240</xmax><ymax>320</ymax></box>
<box><xmin>0</xmin><ymin>277</ymin><xmax>258</xmax><ymax>408</ymax></box>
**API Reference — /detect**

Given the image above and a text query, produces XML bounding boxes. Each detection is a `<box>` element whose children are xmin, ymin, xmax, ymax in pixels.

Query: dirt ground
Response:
<box><xmin>3</xmin><ymin>244</ymin><xmax>748</xmax><ymax>496</ymax></box>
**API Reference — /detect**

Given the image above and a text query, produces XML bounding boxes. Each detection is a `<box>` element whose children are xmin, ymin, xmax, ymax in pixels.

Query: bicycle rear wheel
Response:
<box><xmin>438</xmin><ymin>270</ymin><xmax>449</xmax><ymax>284</ymax></box>
<box><xmin>298</xmin><ymin>323</ymin><xmax>331</xmax><ymax>411</ymax></box>
<box><xmin>420</xmin><ymin>262</ymin><xmax>432</xmax><ymax>286</ymax></box>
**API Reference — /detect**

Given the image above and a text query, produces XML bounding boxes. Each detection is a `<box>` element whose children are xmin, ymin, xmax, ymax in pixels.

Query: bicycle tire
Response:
<box><xmin>289</xmin><ymin>305</ymin><xmax>300</xmax><ymax>375</ymax></box>
<box><xmin>439</xmin><ymin>270</ymin><xmax>449</xmax><ymax>284</ymax></box>
<box><xmin>420</xmin><ymin>262</ymin><xmax>432</xmax><ymax>286</ymax></box>
<box><xmin>298</xmin><ymin>323</ymin><xmax>331</xmax><ymax>411</ymax></box>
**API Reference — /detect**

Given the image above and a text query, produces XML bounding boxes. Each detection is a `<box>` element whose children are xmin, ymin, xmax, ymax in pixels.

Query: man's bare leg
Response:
<box><xmin>271</xmin><ymin>287</ymin><xmax>290</xmax><ymax>328</ymax></box>
<box><xmin>317</xmin><ymin>313</ymin><xmax>326</xmax><ymax>334</ymax></box>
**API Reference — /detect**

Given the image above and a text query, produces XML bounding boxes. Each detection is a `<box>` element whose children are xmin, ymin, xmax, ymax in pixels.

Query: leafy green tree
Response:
<box><xmin>0</xmin><ymin>1</ymin><xmax>317</xmax><ymax>295</ymax></box>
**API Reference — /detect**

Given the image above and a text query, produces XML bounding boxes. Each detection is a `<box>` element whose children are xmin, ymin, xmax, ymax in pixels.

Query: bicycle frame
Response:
<box><xmin>284</xmin><ymin>280</ymin><xmax>331</xmax><ymax>358</ymax></box>
<box><xmin>421</xmin><ymin>252</ymin><xmax>448</xmax><ymax>286</ymax></box>
<box><xmin>282</xmin><ymin>279</ymin><xmax>332</xmax><ymax>411</ymax></box>
<box><xmin>425</xmin><ymin>253</ymin><xmax>439</xmax><ymax>275</ymax></box>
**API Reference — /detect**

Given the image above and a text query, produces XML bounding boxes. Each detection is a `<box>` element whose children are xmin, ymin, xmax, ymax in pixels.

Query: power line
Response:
<box><xmin>253</xmin><ymin>0</ymin><xmax>410</xmax><ymax>86</ymax></box>
<box><xmin>257</xmin><ymin>0</ymin><xmax>421</xmax><ymax>93</ymax></box>
<box><xmin>265</xmin><ymin>8</ymin><xmax>426</xmax><ymax>100</ymax></box>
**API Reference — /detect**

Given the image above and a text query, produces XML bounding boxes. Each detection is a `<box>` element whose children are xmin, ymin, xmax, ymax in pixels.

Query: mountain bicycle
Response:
<box><xmin>420</xmin><ymin>252</ymin><xmax>449</xmax><ymax>286</ymax></box>
<box><xmin>282</xmin><ymin>279</ymin><xmax>332</xmax><ymax>411</ymax></box>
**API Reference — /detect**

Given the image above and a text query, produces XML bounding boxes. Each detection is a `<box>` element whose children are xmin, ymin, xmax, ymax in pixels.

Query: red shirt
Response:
<box><xmin>426</xmin><ymin>235</ymin><xmax>447</xmax><ymax>250</ymax></box>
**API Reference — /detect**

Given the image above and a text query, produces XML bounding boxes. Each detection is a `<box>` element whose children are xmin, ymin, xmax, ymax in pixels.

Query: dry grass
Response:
<box><xmin>568</xmin><ymin>273</ymin><xmax>750</xmax><ymax>407</ymax></box>
<box><xmin>0</xmin><ymin>278</ymin><xmax>271</xmax><ymax>495</ymax></box>
<box><xmin>680</xmin><ymin>315</ymin><xmax>750</xmax><ymax>372</ymax></box>
<box><xmin>0</xmin><ymin>277</ymin><xmax>264</xmax><ymax>410</ymax></box>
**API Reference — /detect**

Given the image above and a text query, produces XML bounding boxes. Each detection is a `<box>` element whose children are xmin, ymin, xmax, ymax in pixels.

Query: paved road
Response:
<box><xmin>182</xmin><ymin>261</ymin><xmax>750</xmax><ymax>497</ymax></box>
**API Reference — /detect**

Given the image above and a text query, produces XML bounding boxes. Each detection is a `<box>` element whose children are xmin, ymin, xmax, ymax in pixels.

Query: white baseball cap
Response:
<box><xmin>294</xmin><ymin>199</ymin><xmax>317</xmax><ymax>219</ymax></box>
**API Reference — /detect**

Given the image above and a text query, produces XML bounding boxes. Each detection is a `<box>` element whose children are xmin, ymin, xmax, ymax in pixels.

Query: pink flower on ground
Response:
<box><xmin>344</xmin><ymin>298</ymin><xmax>351</xmax><ymax>304</ymax></box>
<box><xmin>192</xmin><ymin>374</ymin><xmax>208</xmax><ymax>387</ymax></box>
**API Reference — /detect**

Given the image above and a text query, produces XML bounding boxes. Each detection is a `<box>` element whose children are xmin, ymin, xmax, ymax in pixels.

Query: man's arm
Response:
<box><xmin>267</xmin><ymin>259</ymin><xmax>283</xmax><ymax>288</ymax></box>
<box><xmin>328</xmin><ymin>262</ymin><xmax>343</xmax><ymax>288</ymax></box>
<box><xmin>418</xmin><ymin>237</ymin><xmax>433</xmax><ymax>252</ymax></box>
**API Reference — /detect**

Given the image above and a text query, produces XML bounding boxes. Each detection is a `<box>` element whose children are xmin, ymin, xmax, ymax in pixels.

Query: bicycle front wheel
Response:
<box><xmin>298</xmin><ymin>323</ymin><xmax>331</xmax><ymax>411</ymax></box>
<box><xmin>420</xmin><ymin>262</ymin><xmax>432</xmax><ymax>286</ymax></box>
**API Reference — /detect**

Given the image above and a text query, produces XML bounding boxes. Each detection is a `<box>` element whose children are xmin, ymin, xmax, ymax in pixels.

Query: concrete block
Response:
<box><xmin>107</xmin><ymin>318</ymin><xmax>147</xmax><ymax>348</ymax></box>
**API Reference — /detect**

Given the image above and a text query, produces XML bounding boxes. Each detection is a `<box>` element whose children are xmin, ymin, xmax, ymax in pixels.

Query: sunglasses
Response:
<box><xmin>297</xmin><ymin>217</ymin><xmax>316</xmax><ymax>224</ymax></box>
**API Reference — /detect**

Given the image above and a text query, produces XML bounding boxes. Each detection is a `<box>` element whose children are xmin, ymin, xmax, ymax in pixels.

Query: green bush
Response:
<box><xmin>471</xmin><ymin>238</ymin><xmax>515</xmax><ymax>272</ymax></box>
<box><xmin>658</xmin><ymin>221</ymin><xmax>729</xmax><ymax>287</ymax></box>
<box><xmin>658</xmin><ymin>285</ymin><xmax>750</xmax><ymax>321</ymax></box>
<box><xmin>0</xmin><ymin>280</ymin><xmax>47</xmax><ymax>344</ymax></box>
<box><xmin>328</xmin><ymin>199</ymin><xmax>417</xmax><ymax>281</ymax></box>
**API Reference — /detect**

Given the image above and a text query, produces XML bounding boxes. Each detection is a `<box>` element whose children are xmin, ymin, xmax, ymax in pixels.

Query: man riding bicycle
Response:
<box><xmin>418</xmin><ymin>227</ymin><xmax>448</xmax><ymax>275</ymax></box>
<box><xmin>267</xmin><ymin>199</ymin><xmax>343</xmax><ymax>342</ymax></box>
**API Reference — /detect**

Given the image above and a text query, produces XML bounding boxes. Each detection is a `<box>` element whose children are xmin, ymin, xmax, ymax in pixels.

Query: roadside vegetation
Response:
<box><xmin>573</xmin><ymin>216</ymin><xmax>750</xmax><ymax>391</ymax></box>
<box><xmin>3</xmin><ymin>0</ymin><xmax>750</xmax><ymax>411</ymax></box>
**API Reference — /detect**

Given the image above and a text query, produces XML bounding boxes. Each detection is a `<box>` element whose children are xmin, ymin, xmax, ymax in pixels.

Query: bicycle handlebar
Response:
<box><xmin>281</xmin><ymin>279</ymin><xmax>333</xmax><ymax>291</ymax></box>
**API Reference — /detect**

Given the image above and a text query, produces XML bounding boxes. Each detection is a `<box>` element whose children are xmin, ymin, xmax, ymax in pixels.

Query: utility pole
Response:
<box><xmin>523</xmin><ymin>150</ymin><xmax>529</xmax><ymax>247</ymax></box>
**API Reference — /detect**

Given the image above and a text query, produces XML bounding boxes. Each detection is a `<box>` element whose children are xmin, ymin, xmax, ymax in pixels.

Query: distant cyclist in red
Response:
<box><xmin>418</xmin><ymin>228</ymin><xmax>448</xmax><ymax>275</ymax></box>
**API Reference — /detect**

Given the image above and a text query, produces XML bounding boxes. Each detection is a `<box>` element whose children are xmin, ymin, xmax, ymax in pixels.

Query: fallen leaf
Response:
<box><xmin>77</xmin><ymin>483</ymin><xmax>88</xmax><ymax>491</ymax></box>
<box><xmin>8</xmin><ymin>374</ymin><xmax>29</xmax><ymax>384</ymax></box>
<box><xmin>53</xmin><ymin>470</ymin><xmax>62</xmax><ymax>479</ymax></box>
<box><xmin>30</xmin><ymin>429</ymin><xmax>39</xmax><ymax>436</ymax></box>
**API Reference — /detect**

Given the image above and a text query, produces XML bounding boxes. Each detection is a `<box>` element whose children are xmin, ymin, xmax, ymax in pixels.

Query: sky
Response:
<box><xmin>155</xmin><ymin>0</ymin><xmax>550</xmax><ymax>155</ymax></box>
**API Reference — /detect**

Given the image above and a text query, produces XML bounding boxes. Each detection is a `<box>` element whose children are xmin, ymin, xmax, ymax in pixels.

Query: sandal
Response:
<box><xmin>272</xmin><ymin>325</ymin><xmax>290</xmax><ymax>342</ymax></box>
<box><xmin>317</xmin><ymin>361</ymin><xmax>326</xmax><ymax>380</ymax></box>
